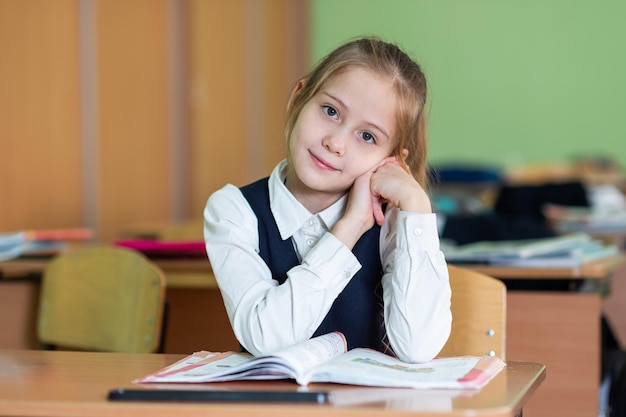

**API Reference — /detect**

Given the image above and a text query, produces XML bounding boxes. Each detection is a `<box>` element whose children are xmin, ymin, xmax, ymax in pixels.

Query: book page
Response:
<box><xmin>263</xmin><ymin>331</ymin><xmax>347</xmax><ymax>377</ymax></box>
<box><xmin>302</xmin><ymin>349</ymin><xmax>505</xmax><ymax>389</ymax></box>
<box><xmin>134</xmin><ymin>332</ymin><xmax>348</xmax><ymax>384</ymax></box>
<box><xmin>133</xmin><ymin>351</ymin><xmax>257</xmax><ymax>383</ymax></box>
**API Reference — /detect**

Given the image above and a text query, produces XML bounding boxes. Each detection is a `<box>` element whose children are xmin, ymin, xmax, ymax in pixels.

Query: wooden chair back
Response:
<box><xmin>37</xmin><ymin>246</ymin><xmax>166</xmax><ymax>353</ymax></box>
<box><xmin>439</xmin><ymin>265</ymin><xmax>507</xmax><ymax>359</ymax></box>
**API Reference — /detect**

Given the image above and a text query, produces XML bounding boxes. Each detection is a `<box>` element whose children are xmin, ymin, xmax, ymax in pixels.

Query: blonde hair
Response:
<box><xmin>284</xmin><ymin>37</ymin><xmax>429</xmax><ymax>187</ymax></box>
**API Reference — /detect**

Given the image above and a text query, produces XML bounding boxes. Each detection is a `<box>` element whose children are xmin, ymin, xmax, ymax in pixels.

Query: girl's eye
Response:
<box><xmin>323</xmin><ymin>105</ymin><xmax>338</xmax><ymax>119</ymax></box>
<box><xmin>360</xmin><ymin>131</ymin><xmax>376</xmax><ymax>144</ymax></box>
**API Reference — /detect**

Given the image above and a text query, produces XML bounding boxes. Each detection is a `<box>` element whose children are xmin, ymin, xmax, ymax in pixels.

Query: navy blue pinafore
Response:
<box><xmin>240</xmin><ymin>178</ymin><xmax>384</xmax><ymax>351</ymax></box>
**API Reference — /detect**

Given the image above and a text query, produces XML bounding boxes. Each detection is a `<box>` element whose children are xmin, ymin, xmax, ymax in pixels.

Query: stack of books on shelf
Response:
<box><xmin>0</xmin><ymin>228</ymin><xmax>94</xmax><ymax>262</ymax></box>
<box><xmin>443</xmin><ymin>232</ymin><xmax>619</xmax><ymax>268</ymax></box>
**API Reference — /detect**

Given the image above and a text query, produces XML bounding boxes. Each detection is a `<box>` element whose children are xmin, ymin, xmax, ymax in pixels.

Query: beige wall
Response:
<box><xmin>0</xmin><ymin>0</ymin><xmax>309</xmax><ymax>242</ymax></box>
<box><xmin>0</xmin><ymin>0</ymin><xmax>83</xmax><ymax>232</ymax></box>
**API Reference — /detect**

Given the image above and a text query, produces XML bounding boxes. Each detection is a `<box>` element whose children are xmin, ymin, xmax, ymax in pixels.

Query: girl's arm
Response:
<box><xmin>372</xmin><ymin>162</ymin><xmax>452</xmax><ymax>363</ymax></box>
<box><xmin>204</xmin><ymin>185</ymin><xmax>361</xmax><ymax>356</ymax></box>
<box><xmin>330</xmin><ymin>160</ymin><xmax>451</xmax><ymax>362</ymax></box>
<box><xmin>379</xmin><ymin>207</ymin><xmax>452</xmax><ymax>363</ymax></box>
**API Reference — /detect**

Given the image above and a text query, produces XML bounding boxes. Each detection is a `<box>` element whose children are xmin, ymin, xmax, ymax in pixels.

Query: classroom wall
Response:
<box><xmin>310</xmin><ymin>0</ymin><xmax>626</xmax><ymax>171</ymax></box>
<box><xmin>5</xmin><ymin>1</ymin><xmax>624</xmax><ymax>239</ymax></box>
<box><xmin>0</xmin><ymin>0</ymin><xmax>308</xmax><ymax>241</ymax></box>
<box><xmin>0</xmin><ymin>0</ymin><xmax>84</xmax><ymax>233</ymax></box>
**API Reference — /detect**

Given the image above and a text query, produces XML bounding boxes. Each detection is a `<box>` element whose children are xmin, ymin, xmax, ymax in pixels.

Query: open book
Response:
<box><xmin>134</xmin><ymin>332</ymin><xmax>505</xmax><ymax>390</ymax></box>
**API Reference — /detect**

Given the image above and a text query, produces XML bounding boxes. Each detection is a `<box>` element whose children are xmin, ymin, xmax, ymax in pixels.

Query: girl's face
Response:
<box><xmin>285</xmin><ymin>66</ymin><xmax>398</xmax><ymax>210</ymax></box>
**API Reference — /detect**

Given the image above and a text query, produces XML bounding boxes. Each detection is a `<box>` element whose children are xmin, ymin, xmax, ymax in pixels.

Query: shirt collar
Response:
<box><xmin>269</xmin><ymin>160</ymin><xmax>347</xmax><ymax>240</ymax></box>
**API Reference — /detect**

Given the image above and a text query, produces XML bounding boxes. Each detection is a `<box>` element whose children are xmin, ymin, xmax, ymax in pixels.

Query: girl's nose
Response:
<box><xmin>322</xmin><ymin>131</ymin><xmax>347</xmax><ymax>156</ymax></box>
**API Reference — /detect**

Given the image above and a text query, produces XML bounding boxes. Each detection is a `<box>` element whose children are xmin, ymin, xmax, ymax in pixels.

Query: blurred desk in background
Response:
<box><xmin>0</xmin><ymin>256</ymin><xmax>237</xmax><ymax>354</ymax></box>
<box><xmin>457</xmin><ymin>255</ymin><xmax>625</xmax><ymax>417</ymax></box>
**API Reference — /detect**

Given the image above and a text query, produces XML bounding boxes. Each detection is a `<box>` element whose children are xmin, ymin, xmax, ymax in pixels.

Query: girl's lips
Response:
<box><xmin>310</xmin><ymin>151</ymin><xmax>338</xmax><ymax>171</ymax></box>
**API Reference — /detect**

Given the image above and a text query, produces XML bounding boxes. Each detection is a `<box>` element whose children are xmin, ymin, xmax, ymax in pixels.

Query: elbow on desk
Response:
<box><xmin>390</xmin><ymin>315</ymin><xmax>453</xmax><ymax>363</ymax></box>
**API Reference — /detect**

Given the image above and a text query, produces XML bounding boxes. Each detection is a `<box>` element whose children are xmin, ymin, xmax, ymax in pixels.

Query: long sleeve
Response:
<box><xmin>204</xmin><ymin>184</ymin><xmax>361</xmax><ymax>356</ymax></box>
<box><xmin>380</xmin><ymin>208</ymin><xmax>452</xmax><ymax>363</ymax></box>
<box><xmin>205</xmin><ymin>157</ymin><xmax>452</xmax><ymax>362</ymax></box>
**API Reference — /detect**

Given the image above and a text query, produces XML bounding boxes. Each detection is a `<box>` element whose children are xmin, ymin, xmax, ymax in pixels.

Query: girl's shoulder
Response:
<box><xmin>204</xmin><ymin>184</ymin><xmax>261</xmax><ymax>250</ymax></box>
<box><xmin>206</xmin><ymin>184</ymin><xmax>257</xmax><ymax>222</ymax></box>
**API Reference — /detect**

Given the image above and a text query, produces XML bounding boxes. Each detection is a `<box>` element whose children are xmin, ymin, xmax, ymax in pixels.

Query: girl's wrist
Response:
<box><xmin>398</xmin><ymin>198</ymin><xmax>433</xmax><ymax>214</ymax></box>
<box><xmin>398</xmin><ymin>190</ymin><xmax>432</xmax><ymax>213</ymax></box>
<box><xmin>331</xmin><ymin>217</ymin><xmax>371</xmax><ymax>249</ymax></box>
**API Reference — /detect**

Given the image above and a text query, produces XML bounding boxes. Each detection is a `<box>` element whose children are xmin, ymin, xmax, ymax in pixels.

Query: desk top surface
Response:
<box><xmin>1</xmin><ymin>252</ymin><xmax>624</xmax><ymax>284</ymax></box>
<box><xmin>0</xmin><ymin>349</ymin><xmax>545</xmax><ymax>417</ymax></box>
<box><xmin>0</xmin><ymin>257</ymin><xmax>216</xmax><ymax>288</ymax></box>
<box><xmin>457</xmin><ymin>253</ymin><xmax>625</xmax><ymax>279</ymax></box>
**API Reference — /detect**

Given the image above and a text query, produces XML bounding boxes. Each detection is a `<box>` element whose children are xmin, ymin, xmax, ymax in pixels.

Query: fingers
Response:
<box><xmin>367</xmin><ymin>157</ymin><xmax>397</xmax><ymax>226</ymax></box>
<box><xmin>372</xmin><ymin>193</ymin><xmax>385</xmax><ymax>226</ymax></box>
<box><xmin>370</xmin><ymin>156</ymin><xmax>397</xmax><ymax>173</ymax></box>
<box><xmin>350</xmin><ymin>157</ymin><xmax>401</xmax><ymax>228</ymax></box>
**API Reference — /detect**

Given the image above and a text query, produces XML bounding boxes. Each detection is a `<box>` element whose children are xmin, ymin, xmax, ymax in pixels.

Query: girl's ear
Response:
<box><xmin>287</xmin><ymin>79</ymin><xmax>306</xmax><ymax>112</ymax></box>
<box><xmin>399</xmin><ymin>148</ymin><xmax>411</xmax><ymax>173</ymax></box>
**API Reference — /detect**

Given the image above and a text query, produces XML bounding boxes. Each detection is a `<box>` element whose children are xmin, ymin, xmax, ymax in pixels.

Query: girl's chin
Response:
<box><xmin>292</xmin><ymin>176</ymin><xmax>345</xmax><ymax>194</ymax></box>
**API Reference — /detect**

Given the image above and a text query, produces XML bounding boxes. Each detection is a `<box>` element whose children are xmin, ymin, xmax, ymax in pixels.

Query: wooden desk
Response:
<box><xmin>0</xmin><ymin>257</ymin><xmax>237</xmax><ymax>353</ymax></box>
<box><xmin>149</xmin><ymin>259</ymin><xmax>239</xmax><ymax>352</ymax></box>
<box><xmin>0</xmin><ymin>257</ymin><xmax>217</xmax><ymax>288</ymax></box>
<box><xmin>458</xmin><ymin>255</ymin><xmax>625</xmax><ymax>417</ymax></box>
<box><xmin>1</xmin><ymin>256</ymin><xmax>620</xmax><ymax>417</ymax></box>
<box><xmin>0</xmin><ymin>349</ymin><xmax>545</xmax><ymax>417</ymax></box>
<box><xmin>460</xmin><ymin>254</ymin><xmax>624</xmax><ymax>281</ymax></box>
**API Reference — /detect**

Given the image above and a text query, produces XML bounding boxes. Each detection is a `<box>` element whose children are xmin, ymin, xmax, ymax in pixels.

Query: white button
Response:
<box><xmin>306</xmin><ymin>238</ymin><xmax>315</xmax><ymax>247</ymax></box>
<box><xmin>414</xmin><ymin>228</ymin><xmax>423</xmax><ymax>236</ymax></box>
<box><xmin>307</xmin><ymin>218</ymin><xmax>317</xmax><ymax>226</ymax></box>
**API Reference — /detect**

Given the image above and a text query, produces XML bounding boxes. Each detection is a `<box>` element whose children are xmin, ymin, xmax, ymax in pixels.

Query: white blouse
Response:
<box><xmin>203</xmin><ymin>160</ymin><xmax>451</xmax><ymax>363</ymax></box>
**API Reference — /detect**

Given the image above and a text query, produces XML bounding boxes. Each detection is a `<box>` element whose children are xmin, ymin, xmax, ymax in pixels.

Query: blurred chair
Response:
<box><xmin>37</xmin><ymin>246</ymin><xmax>166</xmax><ymax>353</ymax></box>
<box><xmin>439</xmin><ymin>265</ymin><xmax>507</xmax><ymax>360</ymax></box>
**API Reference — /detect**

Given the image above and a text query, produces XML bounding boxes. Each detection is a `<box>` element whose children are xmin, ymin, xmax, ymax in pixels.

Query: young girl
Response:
<box><xmin>204</xmin><ymin>37</ymin><xmax>451</xmax><ymax>363</ymax></box>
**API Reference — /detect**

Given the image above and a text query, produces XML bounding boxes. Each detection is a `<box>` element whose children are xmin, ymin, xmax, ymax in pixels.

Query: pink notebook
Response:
<box><xmin>115</xmin><ymin>239</ymin><xmax>206</xmax><ymax>258</ymax></box>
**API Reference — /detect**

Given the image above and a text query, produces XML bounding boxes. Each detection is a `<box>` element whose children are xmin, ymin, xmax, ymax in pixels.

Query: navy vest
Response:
<box><xmin>240</xmin><ymin>177</ymin><xmax>384</xmax><ymax>351</ymax></box>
